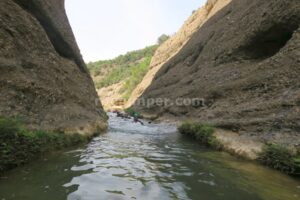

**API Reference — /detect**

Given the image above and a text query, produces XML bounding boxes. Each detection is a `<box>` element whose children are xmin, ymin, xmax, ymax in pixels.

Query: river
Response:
<box><xmin>0</xmin><ymin>113</ymin><xmax>300</xmax><ymax>200</ymax></box>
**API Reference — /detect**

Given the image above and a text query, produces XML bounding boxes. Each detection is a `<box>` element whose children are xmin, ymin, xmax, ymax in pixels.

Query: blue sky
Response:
<box><xmin>66</xmin><ymin>0</ymin><xmax>206</xmax><ymax>62</ymax></box>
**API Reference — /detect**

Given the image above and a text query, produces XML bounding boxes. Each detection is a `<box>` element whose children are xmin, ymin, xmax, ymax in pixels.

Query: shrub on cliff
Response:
<box><xmin>88</xmin><ymin>45</ymin><xmax>158</xmax><ymax>78</ymax></box>
<box><xmin>92</xmin><ymin>46</ymin><xmax>157</xmax><ymax>96</ymax></box>
<box><xmin>258</xmin><ymin>143</ymin><xmax>300</xmax><ymax>175</ymax></box>
<box><xmin>157</xmin><ymin>34</ymin><xmax>170</xmax><ymax>45</ymax></box>
<box><xmin>121</xmin><ymin>56</ymin><xmax>152</xmax><ymax>100</ymax></box>
<box><xmin>0</xmin><ymin>117</ymin><xmax>87</xmax><ymax>173</ymax></box>
<box><xmin>178</xmin><ymin>122</ymin><xmax>222</xmax><ymax>150</ymax></box>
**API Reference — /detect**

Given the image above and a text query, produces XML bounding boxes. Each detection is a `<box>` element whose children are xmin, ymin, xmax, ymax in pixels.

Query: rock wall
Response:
<box><xmin>127</xmin><ymin>0</ymin><xmax>231</xmax><ymax>107</ymax></box>
<box><xmin>133</xmin><ymin>0</ymin><xmax>300</xmax><ymax>146</ymax></box>
<box><xmin>0</xmin><ymin>0</ymin><xmax>107</xmax><ymax>135</ymax></box>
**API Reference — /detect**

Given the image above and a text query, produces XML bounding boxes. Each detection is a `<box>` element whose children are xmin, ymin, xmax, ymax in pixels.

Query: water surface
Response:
<box><xmin>1</xmin><ymin>113</ymin><xmax>300</xmax><ymax>200</ymax></box>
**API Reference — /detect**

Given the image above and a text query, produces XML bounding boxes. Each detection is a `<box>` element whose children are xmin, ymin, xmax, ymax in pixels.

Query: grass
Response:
<box><xmin>95</xmin><ymin>66</ymin><xmax>129</xmax><ymax>88</ymax></box>
<box><xmin>88</xmin><ymin>45</ymin><xmax>158</xmax><ymax>100</ymax></box>
<box><xmin>258</xmin><ymin>143</ymin><xmax>300</xmax><ymax>175</ymax></box>
<box><xmin>178</xmin><ymin>122</ymin><xmax>222</xmax><ymax>150</ymax></box>
<box><xmin>179</xmin><ymin>122</ymin><xmax>300</xmax><ymax>176</ymax></box>
<box><xmin>0</xmin><ymin>117</ymin><xmax>88</xmax><ymax>174</ymax></box>
<box><xmin>94</xmin><ymin>56</ymin><xmax>152</xmax><ymax>91</ymax></box>
<box><xmin>121</xmin><ymin>57</ymin><xmax>152</xmax><ymax>100</ymax></box>
<box><xmin>87</xmin><ymin>45</ymin><xmax>158</xmax><ymax>77</ymax></box>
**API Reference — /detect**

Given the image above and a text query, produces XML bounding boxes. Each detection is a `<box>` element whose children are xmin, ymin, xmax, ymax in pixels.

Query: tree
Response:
<box><xmin>157</xmin><ymin>34</ymin><xmax>170</xmax><ymax>45</ymax></box>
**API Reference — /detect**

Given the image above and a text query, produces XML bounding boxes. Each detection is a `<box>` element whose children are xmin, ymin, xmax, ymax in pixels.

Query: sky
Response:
<box><xmin>66</xmin><ymin>0</ymin><xmax>206</xmax><ymax>62</ymax></box>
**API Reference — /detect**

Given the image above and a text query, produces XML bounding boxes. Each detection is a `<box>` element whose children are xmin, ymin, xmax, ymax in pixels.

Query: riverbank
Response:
<box><xmin>138</xmin><ymin>111</ymin><xmax>300</xmax><ymax>175</ymax></box>
<box><xmin>124</xmin><ymin>112</ymin><xmax>263</xmax><ymax>158</ymax></box>
<box><xmin>178</xmin><ymin>121</ymin><xmax>300</xmax><ymax>176</ymax></box>
<box><xmin>0</xmin><ymin>117</ymin><xmax>106</xmax><ymax>174</ymax></box>
<box><xmin>1</xmin><ymin>113</ymin><xmax>300</xmax><ymax>200</ymax></box>
<box><xmin>177</xmin><ymin>122</ymin><xmax>264</xmax><ymax>160</ymax></box>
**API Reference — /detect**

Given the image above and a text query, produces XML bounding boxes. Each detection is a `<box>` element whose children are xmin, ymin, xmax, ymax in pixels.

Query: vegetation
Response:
<box><xmin>121</xmin><ymin>57</ymin><xmax>152</xmax><ymax>100</ymax></box>
<box><xmin>179</xmin><ymin>122</ymin><xmax>300</xmax><ymax>175</ymax></box>
<box><xmin>87</xmin><ymin>34</ymin><xmax>171</xmax><ymax>101</ymax></box>
<box><xmin>157</xmin><ymin>34</ymin><xmax>170</xmax><ymax>45</ymax></box>
<box><xmin>258</xmin><ymin>143</ymin><xmax>300</xmax><ymax>175</ymax></box>
<box><xmin>178</xmin><ymin>122</ymin><xmax>222</xmax><ymax>150</ymax></box>
<box><xmin>87</xmin><ymin>45</ymin><xmax>158</xmax><ymax>77</ymax></box>
<box><xmin>0</xmin><ymin>117</ymin><xmax>88</xmax><ymax>174</ymax></box>
<box><xmin>88</xmin><ymin>44</ymin><xmax>158</xmax><ymax>101</ymax></box>
<box><xmin>94</xmin><ymin>65</ymin><xmax>129</xmax><ymax>88</ymax></box>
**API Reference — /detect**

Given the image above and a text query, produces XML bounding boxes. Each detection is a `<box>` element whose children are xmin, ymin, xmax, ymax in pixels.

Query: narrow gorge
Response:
<box><xmin>0</xmin><ymin>0</ymin><xmax>300</xmax><ymax>199</ymax></box>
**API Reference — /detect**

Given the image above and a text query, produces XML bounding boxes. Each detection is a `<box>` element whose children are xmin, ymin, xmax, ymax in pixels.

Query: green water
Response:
<box><xmin>0</xmin><ymin>113</ymin><xmax>300</xmax><ymax>200</ymax></box>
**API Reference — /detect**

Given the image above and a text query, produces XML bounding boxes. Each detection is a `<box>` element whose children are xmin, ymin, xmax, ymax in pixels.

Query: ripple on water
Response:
<box><xmin>61</xmin><ymin>114</ymin><xmax>300</xmax><ymax>200</ymax></box>
<box><xmin>1</xmin><ymin>113</ymin><xmax>300</xmax><ymax>200</ymax></box>
<box><xmin>63</xmin><ymin>114</ymin><xmax>193</xmax><ymax>199</ymax></box>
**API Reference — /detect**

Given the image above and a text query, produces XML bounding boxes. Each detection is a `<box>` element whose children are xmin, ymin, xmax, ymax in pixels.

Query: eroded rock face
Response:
<box><xmin>0</xmin><ymin>0</ymin><xmax>107</xmax><ymax>135</ymax></box>
<box><xmin>126</xmin><ymin>0</ymin><xmax>231</xmax><ymax>107</ymax></box>
<box><xmin>133</xmin><ymin>0</ymin><xmax>300</xmax><ymax>146</ymax></box>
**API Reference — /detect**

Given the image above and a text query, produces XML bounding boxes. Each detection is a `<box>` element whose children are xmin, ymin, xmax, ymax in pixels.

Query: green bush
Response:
<box><xmin>157</xmin><ymin>34</ymin><xmax>170</xmax><ymax>45</ymax></box>
<box><xmin>121</xmin><ymin>57</ymin><xmax>152</xmax><ymax>100</ymax></box>
<box><xmin>0</xmin><ymin>117</ymin><xmax>87</xmax><ymax>173</ymax></box>
<box><xmin>89</xmin><ymin>45</ymin><xmax>158</xmax><ymax>101</ymax></box>
<box><xmin>178</xmin><ymin>122</ymin><xmax>194</xmax><ymax>135</ymax></box>
<box><xmin>87</xmin><ymin>45</ymin><xmax>158</xmax><ymax>77</ymax></box>
<box><xmin>95</xmin><ymin>66</ymin><xmax>129</xmax><ymax>89</ymax></box>
<box><xmin>178</xmin><ymin>122</ymin><xmax>222</xmax><ymax>150</ymax></box>
<box><xmin>258</xmin><ymin>143</ymin><xmax>300</xmax><ymax>175</ymax></box>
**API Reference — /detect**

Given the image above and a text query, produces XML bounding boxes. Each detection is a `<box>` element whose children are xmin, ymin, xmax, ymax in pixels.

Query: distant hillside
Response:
<box><xmin>87</xmin><ymin>45</ymin><xmax>158</xmax><ymax>110</ymax></box>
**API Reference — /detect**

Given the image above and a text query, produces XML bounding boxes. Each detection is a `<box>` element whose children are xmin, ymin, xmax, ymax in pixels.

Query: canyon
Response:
<box><xmin>0</xmin><ymin>0</ymin><xmax>300</xmax><ymax>188</ymax></box>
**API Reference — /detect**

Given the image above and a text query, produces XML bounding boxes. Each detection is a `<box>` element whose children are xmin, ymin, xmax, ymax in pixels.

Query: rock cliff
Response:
<box><xmin>0</xmin><ymin>0</ymin><xmax>107</xmax><ymax>135</ymax></box>
<box><xmin>132</xmin><ymin>0</ymin><xmax>300</xmax><ymax>147</ymax></box>
<box><xmin>127</xmin><ymin>0</ymin><xmax>231</xmax><ymax>107</ymax></box>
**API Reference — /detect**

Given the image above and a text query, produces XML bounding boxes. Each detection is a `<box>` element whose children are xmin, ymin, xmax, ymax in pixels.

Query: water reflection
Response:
<box><xmin>63</xmin><ymin>113</ymin><xmax>300</xmax><ymax>200</ymax></box>
<box><xmin>0</xmin><ymin>113</ymin><xmax>299</xmax><ymax>200</ymax></box>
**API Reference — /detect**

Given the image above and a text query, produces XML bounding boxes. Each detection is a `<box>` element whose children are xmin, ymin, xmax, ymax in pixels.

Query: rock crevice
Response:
<box><xmin>12</xmin><ymin>0</ymin><xmax>87</xmax><ymax>73</ymax></box>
